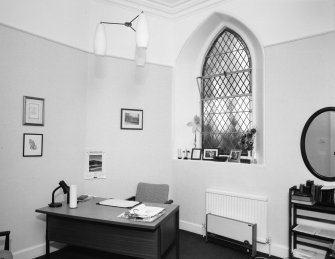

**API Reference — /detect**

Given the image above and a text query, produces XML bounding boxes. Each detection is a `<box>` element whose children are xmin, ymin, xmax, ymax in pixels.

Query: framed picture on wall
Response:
<box><xmin>23</xmin><ymin>133</ymin><xmax>43</xmax><ymax>157</ymax></box>
<box><xmin>120</xmin><ymin>109</ymin><xmax>143</xmax><ymax>130</ymax></box>
<box><xmin>23</xmin><ymin>96</ymin><xmax>45</xmax><ymax>126</ymax></box>
<box><xmin>202</xmin><ymin>148</ymin><xmax>218</xmax><ymax>160</ymax></box>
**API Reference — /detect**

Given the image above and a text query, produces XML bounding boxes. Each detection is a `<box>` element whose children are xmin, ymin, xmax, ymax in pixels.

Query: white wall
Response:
<box><xmin>0</xmin><ymin>0</ymin><xmax>333</xmax><ymax>66</ymax></box>
<box><xmin>172</xmin><ymin>31</ymin><xmax>335</xmax><ymax>258</ymax></box>
<box><xmin>0</xmin><ymin>25</ymin><xmax>87</xmax><ymax>258</ymax></box>
<box><xmin>0</xmin><ymin>0</ymin><xmax>90</xmax><ymax>52</ymax></box>
<box><xmin>84</xmin><ymin>55</ymin><xmax>173</xmax><ymax>199</ymax></box>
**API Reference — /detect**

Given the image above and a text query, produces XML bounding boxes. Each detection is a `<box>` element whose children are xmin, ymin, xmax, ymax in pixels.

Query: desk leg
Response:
<box><xmin>157</xmin><ymin>227</ymin><xmax>162</xmax><ymax>259</ymax></box>
<box><xmin>46</xmin><ymin>216</ymin><xmax>50</xmax><ymax>257</ymax></box>
<box><xmin>176</xmin><ymin>210</ymin><xmax>180</xmax><ymax>259</ymax></box>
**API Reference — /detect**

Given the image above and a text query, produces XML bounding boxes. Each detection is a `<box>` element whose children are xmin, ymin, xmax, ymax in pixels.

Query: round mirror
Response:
<box><xmin>301</xmin><ymin>107</ymin><xmax>335</xmax><ymax>181</ymax></box>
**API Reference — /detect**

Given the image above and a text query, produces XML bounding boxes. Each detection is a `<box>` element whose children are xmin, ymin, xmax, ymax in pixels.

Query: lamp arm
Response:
<box><xmin>51</xmin><ymin>186</ymin><xmax>61</xmax><ymax>204</ymax></box>
<box><xmin>129</xmin><ymin>11</ymin><xmax>143</xmax><ymax>23</ymax></box>
<box><xmin>100</xmin><ymin>21</ymin><xmax>136</xmax><ymax>32</ymax></box>
<box><xmin>100</xmin><ymin>22</ymin><xmax>125</xmax><ymax>25</ymax></box>
<box><xmin>100</xmin><ymin>11</ymin><xmax>144</xmax><ymax>32</ymax></box>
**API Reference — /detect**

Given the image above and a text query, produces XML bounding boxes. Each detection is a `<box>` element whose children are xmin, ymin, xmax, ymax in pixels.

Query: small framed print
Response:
<box><xmin>203</xmin><ymin>148</ymin><xmax>218</xmax><ymax>160</ymax></box>
<box><xmin>23</xmin><ymin>133</ymin><xmax>43</xmax><ymax>157</ymax></box>
<box><xmin>121</xmin><ymin>109</ymin><xmax>143</xmax><ymax>130</ymax></box>
<box><xmin>23</xmin><ymin>96</ymin><xmax>45</xmax><ymax>126</ymax></box>
<box><xmin>229</xmin><ymin>149</ymin><xmax>242</xmax><ymax>163</ymax></box>
<box><xmin>191</xmin><ymin>148</ymin><xmax>202</xmax><ymax>160</ymax></box>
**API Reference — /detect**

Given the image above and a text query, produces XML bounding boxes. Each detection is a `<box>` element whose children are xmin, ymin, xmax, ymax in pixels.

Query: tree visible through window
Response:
<box><xmin>198</xmin><ymin>28</ymin><xmax>253</xmax><ymax>155</ymax></box>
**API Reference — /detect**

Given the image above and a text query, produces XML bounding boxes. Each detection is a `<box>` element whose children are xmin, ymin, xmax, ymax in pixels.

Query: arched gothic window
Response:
<box><xmin>198</xmin><ymin>28</ymin><xmax>253</xmax><ymax>155</ymax></box>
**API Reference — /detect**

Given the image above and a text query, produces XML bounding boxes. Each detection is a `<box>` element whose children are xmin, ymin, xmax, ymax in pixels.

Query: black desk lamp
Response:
<box><xmin>48</xmin><ymin>180</ymin><xmax>70</xmax><ymax>208</ymax></box>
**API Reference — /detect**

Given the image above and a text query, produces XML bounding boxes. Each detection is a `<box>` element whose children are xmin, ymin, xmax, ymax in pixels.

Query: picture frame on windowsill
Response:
<box><xmin>191</xmin><ymin>148</ymin><xmax>202</xmax><ymax>160</ymax></box>
<box><xmin>202</xmin><ymin>148</ymin><xmax>218</xmax><ymax>160</ymax></box>
<box><xmin>228</xmin><ymin>149</ymin><xmax>242</xmax><ymax>163</ymax></box>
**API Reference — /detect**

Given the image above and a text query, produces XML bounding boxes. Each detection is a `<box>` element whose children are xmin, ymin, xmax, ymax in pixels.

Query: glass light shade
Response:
<box><xmin>136</xmin><ymin>13</ymin><xmax>149</xmax><ymax>48</ymax></box>
<box><xmin>135</xmin><ymin>47</ymin><xmax>147</xmax><ymax>66</ymax></box>
<box><xmin>94</xmin><ymin>23</ymin><xmax>107</xmax><ymax>56</ymax></box>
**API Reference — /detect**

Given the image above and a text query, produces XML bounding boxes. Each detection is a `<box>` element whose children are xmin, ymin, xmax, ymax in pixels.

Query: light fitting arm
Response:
<box><xmin>99</xmin><ymin>11</ymin><xmax>143</xmax><ymax>32</ymax></box>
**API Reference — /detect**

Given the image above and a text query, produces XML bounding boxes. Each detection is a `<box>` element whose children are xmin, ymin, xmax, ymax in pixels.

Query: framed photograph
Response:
<box><xmin>120</xmin><ymin>109</ymin><xmax>143</xmax><ymax>130</ymax></box>
<box><xmin>23</xmin><ymin>96</ymin><xmax>45</xmax><ymax>126</ymax></box>
<box><xmin>23</xmin><ymin>133</ymin><xmax>43</xmax><ymax>157</ymax></box>
<box><xmin>191</xmin><ymin>148</ymin><xmax>202</xmax><ymax>160</ymax></box>
<box><xmin>202</xmin><ymin>148</ymin><xmax>219</xmax><ymax>160</ymax></box>
<box><xmin>229</xmin><ymin>149</ymin><xmax>242</xmax><ymax>162</ymax></box>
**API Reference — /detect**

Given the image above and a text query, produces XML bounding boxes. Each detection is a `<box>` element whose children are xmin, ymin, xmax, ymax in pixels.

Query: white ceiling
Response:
<box><xmin>105</xmin><ymin>0</ymin><xmax>223</xmax><ymax>17</ymax></box>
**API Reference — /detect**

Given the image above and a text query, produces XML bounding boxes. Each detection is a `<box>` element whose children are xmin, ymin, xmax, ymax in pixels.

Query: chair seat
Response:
<box><xmin>0</xmin><ymin>250</ymin><xmax>13</xmax><ymax>259</ymax></box>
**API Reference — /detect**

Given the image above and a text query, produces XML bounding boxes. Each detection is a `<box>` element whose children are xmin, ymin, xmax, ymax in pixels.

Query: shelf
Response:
<box><xmin>291</xmin><ymin>248</ymin><xmax>327</xmax><ymax>259</ymax></box>
<box><xmin>292</xmin><ymin>228</ymin><xmax>335</xmax><ymax>242</ymax></box>
<box><xmin>289</xmin><ymin>186</ymin><xmax>335</xmax><ymax>259</ymax></box>
<box><xmin>292</xmin><ymin>202</ymin><xmax>335</xmax><ymax>213</ymax></box>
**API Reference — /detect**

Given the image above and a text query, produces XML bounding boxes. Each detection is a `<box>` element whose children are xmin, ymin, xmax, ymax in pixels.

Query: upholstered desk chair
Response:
<box><xmin>0</xmin><ymin>231</ymin><xmax>13</xmax><ymax>259</ymax></box>
<box><xmin>128</xmin><ymin>182</ymin><xmax>173</xmax><ymax>204</ymax></box>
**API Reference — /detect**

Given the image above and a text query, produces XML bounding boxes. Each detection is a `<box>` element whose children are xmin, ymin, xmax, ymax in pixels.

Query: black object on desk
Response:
<box><xmin>48</xmin><ymin>180</ymin><xmax>70</xmax><ymax>208</ymax></box>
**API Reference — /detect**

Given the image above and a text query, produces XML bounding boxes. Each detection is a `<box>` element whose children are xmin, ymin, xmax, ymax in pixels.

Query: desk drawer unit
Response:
<box><xmin>47</xmin><ymin>212</ymin><xmax>178</xmax><ymax>259</ymax></box>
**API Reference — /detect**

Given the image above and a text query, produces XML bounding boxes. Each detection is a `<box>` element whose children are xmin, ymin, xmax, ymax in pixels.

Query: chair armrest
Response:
<box><xmin>0</xmin><ymin>231</ymin><xmax>10</xmax><ymax>250</ymax></box>
<box><xmin>126</xmin><ymin>196</ymin><xmax>136</xmax><ymax>201</ymax></box>
<box><xmin>165</xmin><ymin>200</ymin><xmax>173</xmax><ymax>204</ymax></box>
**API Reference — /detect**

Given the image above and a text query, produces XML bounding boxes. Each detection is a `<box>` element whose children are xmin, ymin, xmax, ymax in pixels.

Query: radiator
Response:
<box><xmin>205</xmin><ymin>188</ymin><xmax>268</xmax><ymax>243</ymax></box>
<box><xmin>206</xmin><ymin>213</ymin><xmax>257</xmax><ymax>257</ymax></box>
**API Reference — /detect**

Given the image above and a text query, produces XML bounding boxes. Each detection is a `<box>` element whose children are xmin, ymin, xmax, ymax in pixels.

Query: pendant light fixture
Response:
<box><xmin>94</xmin><ymin>11</ymin><xmax>149</xmax><ymax>65</ymax></box>
<box><xmin>135</xmin><ymin>12</ymin><xmax>149</xmax><ymax>66</ymax></box>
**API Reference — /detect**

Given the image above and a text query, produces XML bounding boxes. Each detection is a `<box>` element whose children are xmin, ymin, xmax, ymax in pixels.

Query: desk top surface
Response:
<box><xmin>36</xmin><ymin>197</ymin><xmax>179</xmax><ymax>230</ymax></box>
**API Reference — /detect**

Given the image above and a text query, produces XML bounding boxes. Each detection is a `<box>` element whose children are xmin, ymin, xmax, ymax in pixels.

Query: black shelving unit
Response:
<box><xmin>289</xmin><ymin>186</ymin><xmax>335</xmax><ymax>259</ymax></box>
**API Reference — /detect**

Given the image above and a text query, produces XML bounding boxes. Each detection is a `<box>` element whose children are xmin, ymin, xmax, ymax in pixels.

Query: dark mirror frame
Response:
<box><xmin>300</xmin><ymin>107</ymin><xmax>335</xmax><ymax>181</ymax></box>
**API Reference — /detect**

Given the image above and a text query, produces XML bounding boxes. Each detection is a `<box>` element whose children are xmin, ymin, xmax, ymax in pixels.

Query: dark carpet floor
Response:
<box><xmin>34</xmin><ymin>230</ymin><xmax>280</xmax><ymax>259</ymax></box>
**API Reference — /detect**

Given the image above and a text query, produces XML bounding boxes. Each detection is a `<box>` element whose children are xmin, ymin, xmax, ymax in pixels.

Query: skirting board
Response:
<box><xmin>180</xmin><ymin>220</ymin><xmax>287</xmax><ymax>259</ymax></box>
<box><xmin>13</xmin><ymin>242</ymin><xmax>65</xmax><ymax>259</ymax></box>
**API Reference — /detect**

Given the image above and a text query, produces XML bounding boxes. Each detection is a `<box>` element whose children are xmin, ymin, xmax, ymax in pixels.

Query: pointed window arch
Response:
<box><xmin>198</xmin><ymin>28</ymin><xmax>253</xmax><ymax>155</ymax></box>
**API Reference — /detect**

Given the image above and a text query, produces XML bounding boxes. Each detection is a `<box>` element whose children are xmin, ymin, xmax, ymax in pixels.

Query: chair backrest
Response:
<box><xmin>135</xmin><ymin>182</ymin><xmax>169</xmax><ymax>204</ymax></box>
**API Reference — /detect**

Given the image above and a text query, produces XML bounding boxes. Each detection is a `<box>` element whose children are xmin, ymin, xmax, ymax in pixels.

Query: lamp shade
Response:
<box><xmin>135</xmin><ymin>47</ymin><xmax>147</xmax><ymax>67</ymax></box>
<box><xmin>136</xmin><ymin>12</ymin><xmax>149</xmax><ymax>48</ymax></box>
<box><xmin>94</xmin><ymin>23</ymin><xmax>107</xmax><ymax>56</ymax></box>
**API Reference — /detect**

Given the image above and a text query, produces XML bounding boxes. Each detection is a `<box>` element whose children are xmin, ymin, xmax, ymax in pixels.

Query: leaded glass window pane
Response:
<box><xmin>200</xmin><ymin>28</ymin><xmax>252</xmax><ymax>155</ymax></box>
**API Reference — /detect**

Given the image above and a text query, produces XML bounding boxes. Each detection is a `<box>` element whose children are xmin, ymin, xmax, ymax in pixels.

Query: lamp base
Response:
<box><xmin>48</xmin><ymin>202</ymin><xmax>62</xmax><ymax>208</ymax></box>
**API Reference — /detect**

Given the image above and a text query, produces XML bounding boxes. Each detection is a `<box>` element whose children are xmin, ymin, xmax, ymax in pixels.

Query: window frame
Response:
<box><xmin>197</xmin><ymin>27</ymin><xmax>254</xmax><ymax>156</ymax></box>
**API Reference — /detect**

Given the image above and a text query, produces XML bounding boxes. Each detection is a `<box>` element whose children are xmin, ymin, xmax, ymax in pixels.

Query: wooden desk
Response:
<box><xmin>36</xmin><ymin>198</ymin><xmax>179</xmax><ymax>259</ymax></box>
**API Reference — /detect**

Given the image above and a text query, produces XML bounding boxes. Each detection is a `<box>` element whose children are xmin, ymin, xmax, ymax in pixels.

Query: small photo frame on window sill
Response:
<box><xmin>191</xmin><ymin>148</ymin><xmax>202</xmax><ymax>160</ymax></box>
<box><xmin>229</xmin><ymin>149</ymin><xmax>242</xmax><ymax>163</ymax></box>
<box><xmin>202</xmin><ymin>148</ymin><xmax>218</xmax><ymax>160</ymax></box>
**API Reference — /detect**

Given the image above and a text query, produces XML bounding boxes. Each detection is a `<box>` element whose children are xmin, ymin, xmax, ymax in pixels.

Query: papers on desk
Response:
<box><xmin>98</xmin><ymin>198</ymin><xmax>140</xmax><ymax>208</ymax></box>
<box><xmin>118</xmin><ymin>204</ymin><xmax>165</xmax><ymax>222</ymax></box>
